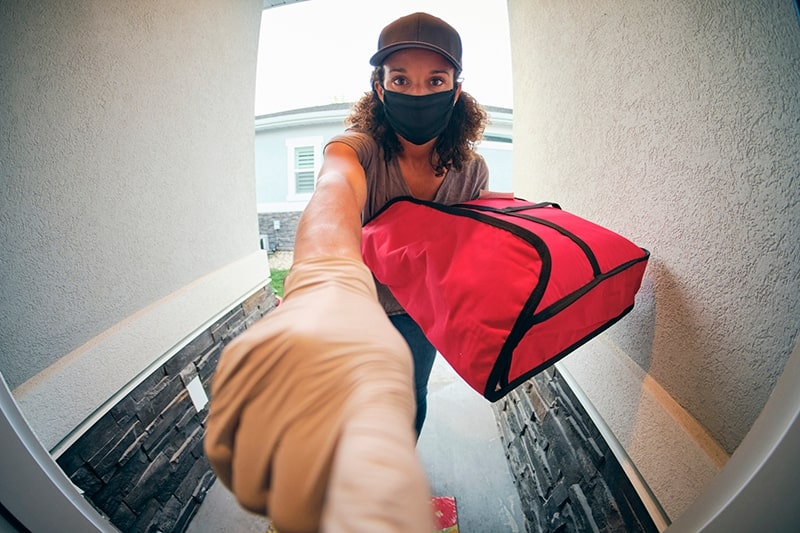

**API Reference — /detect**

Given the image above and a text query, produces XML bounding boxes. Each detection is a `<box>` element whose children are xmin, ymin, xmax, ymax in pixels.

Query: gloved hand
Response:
<box><xmin>204</xmin><ymin>257</ymin><xmax>435</xmax><ymax>533</ymax></box>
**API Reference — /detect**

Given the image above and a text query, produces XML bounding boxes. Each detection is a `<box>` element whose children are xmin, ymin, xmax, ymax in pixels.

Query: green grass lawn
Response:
<box><xmin>270</xmin><ymin>269</ymin><xmax>289</xmax><ymax>297</ymax></box>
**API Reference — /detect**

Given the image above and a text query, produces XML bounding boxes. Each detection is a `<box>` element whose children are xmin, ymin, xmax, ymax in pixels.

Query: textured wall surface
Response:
<box><xmin>0</xmin><ymin>0</ymin><xmax>263</xmax><ymax>390</ymax></box>
<box><xmin>0</xmin><ymin>0</ymin><xmax>266</xmax><ymax>449</ymax></box>
<box><xmin>57</xmin><ymin>287</ymin><xmax>276</xmax><ymax>533</ymax></box>
<box><xmin>508</xmin><ymin>0</ymin><xmax>799</xmax><ymax>519</ymax></box>
<box><xmin>494</xmin><ymin>367</ymin><xmax>659</xmax><ymax>533</ymax></box>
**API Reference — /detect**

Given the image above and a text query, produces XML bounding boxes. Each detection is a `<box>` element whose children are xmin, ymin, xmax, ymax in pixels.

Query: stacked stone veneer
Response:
<box><xmin>56</xmin><ymin>286</ymin><xmax>277</xmax><ymax>533</ymax></box>
<box><xmin>258</xmin><ymin>211</ymin><xmax>302</xmax><ymax>252</ymax></box>
<box><xmin>493</xmin><ymin>366</ymin><xmax>659</xmax><ymax>533</ymax></box>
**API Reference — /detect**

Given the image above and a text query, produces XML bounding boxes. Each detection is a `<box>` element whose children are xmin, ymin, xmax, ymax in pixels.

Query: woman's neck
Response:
<box><xmin>395</xmin><ymin>139</ymin><xmax>447</xmax><ymax>201</ymax></box>
<box><xmin>397</xmin><ymin>137</ymin><xmax>436</xmax><ymax>168</ymax></box>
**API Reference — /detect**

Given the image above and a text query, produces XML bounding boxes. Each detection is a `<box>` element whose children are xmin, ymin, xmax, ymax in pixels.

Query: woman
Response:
<box><xmin>205</xmin><ymin>12</ymin><xmax>487</xmax><ymax>532</ymax></box>
<box><xmin>322</xmin><ymin>11</ymin><xmax>490</xmax><ymax>435</ymax></box>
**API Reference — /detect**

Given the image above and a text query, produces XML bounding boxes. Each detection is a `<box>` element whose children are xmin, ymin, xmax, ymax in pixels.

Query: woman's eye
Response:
<box><xmin>390</xmin><ymin>76</ymin><xmax>408</xmax><ymax>86</ymax></box>
<box><xmin>430</xmin><ymin>78</ymin><xmax>445</xmax><ymax>87</ymax></box>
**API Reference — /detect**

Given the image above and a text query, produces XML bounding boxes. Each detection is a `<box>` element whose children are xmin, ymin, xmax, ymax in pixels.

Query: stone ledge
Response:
<box><xmin>493</xmin><ymin>367</ymin><xmax>659</xmax><ymax>532</ymax></box>
<box><xmin>56</xmin><ymin>285</ymin><xmax>276</xmax><ymax>533</ymax></box>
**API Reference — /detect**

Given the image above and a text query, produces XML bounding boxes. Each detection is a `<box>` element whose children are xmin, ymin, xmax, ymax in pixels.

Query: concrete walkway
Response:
<box><xmin>187</xmin><ymin>354</ymin><xmax>525</xmax><ymax>532</ymax></box>
<box><xmin>419</xmin><ymin>355</ymin><xmax>526</xmax><ymax>532</ymax></box>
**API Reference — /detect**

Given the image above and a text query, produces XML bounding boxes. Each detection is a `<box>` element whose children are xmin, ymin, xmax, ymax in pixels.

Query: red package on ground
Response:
<box><xmin>433</xmin><ymin>496</ymin><xmax>459</xmax><ymax>532</ymax></box>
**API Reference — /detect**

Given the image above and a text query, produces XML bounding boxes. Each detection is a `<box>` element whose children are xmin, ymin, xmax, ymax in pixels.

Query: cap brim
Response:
<box><xmin>369</xmin><ymin>43</ymin><xmax>461</xmax><ymax>70</ymax></box>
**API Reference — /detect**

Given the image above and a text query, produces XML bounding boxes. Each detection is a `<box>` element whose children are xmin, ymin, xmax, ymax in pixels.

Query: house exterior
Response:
<box><xmin>254</xmin><ymin>102</ymin><xmax>513</xmax><ymax>250</ymax></box>
<box><xmin>3</xmin><ymin>2</ymin><xmax>798</xmax><ymax>532</ymax></box>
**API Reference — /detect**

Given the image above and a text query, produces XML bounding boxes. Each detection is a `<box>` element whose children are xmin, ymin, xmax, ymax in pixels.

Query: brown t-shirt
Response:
<box><xmin>327</xmin><ymin>129</ymin><xmax>489</xmax><ymax>315</ymax></box>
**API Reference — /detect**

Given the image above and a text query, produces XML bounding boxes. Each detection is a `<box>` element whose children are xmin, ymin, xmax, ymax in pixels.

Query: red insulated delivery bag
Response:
<box><xmin>361</xmin><ymin>196</ymin><xmax>649</xmax><ymax>401</ymax></box>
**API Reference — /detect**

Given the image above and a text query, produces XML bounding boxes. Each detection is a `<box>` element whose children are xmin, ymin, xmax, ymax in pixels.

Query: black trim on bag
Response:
<box><xmin>365</xmin><ymin>196</ymin><xmax>556</xmax><ymax>223</ymax></box>
<box><xmin>364</xmin><ymin>195</ymin><xmax>431</xmax><ymax>225</ymax></box>
<box><xmin>453</xmin><ymin>201</ymin><xmax>612</xmax><ymax>391</ymax></box>
<box><xmin>488</xmin><ymin>252</ymin><xmax>649</xmax><ymax>395</ymax></box>
<box><xmin>365</xmin><ymin>197</ymin><xmax>558</xmax><ymax>395</ymax></box>
<box><xmin>440</xmin><ymin>205</ymin><xmax>557</xmax><ymax>394</ymax></box>
<box><xmin>488</xmin><ymin>249</ymin><xmax>649</xmax><ymax>396</ymax></box>
<box><xmin>483</xmin><ymin>303</ymin><xmax>636</xmax><ymax>402</ymax></box>
<box><xmin>460</xmin><ymin>201</ymin><xmax>562</xmax><ymax>212</ymax></box>
<box><xmin>461</xmin><ymin>203</ymin><xmax>602</xmax><ymax>278</ymax></box>
<box><xmin>365</xmin><ymin>197</ymin><xmax>650</xmax><ymax>403</ymax></box>
<box><xmin>529</xmin><ymin>252</ymin><xmax>650</xmax><ymax>325</ymax></box>
<box><xmin>507</xmin><ymin>212</ymin><xmax>602</xmax><ymax>277</ymax></box>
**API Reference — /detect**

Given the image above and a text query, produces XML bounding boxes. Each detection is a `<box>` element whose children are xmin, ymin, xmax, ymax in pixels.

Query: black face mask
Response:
<box><xmin>381</xmin><ymin>88</ymin><xmax>456</xmax><ymax>145</ymax></box>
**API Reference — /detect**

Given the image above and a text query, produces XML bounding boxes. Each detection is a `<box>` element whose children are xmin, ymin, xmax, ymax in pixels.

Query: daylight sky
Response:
<box><xmin>254</xmin><ymin>0</ymin><xmax>513</xmax><ymax>115</ymax></box>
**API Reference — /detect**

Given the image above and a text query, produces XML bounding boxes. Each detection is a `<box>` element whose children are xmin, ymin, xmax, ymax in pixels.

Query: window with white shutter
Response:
<box><xmin>286</xmin><ymin>136</ymin><xmax>322</xmax><ymax>200</ymax></box>
<box><xmin>294</xmin><ymin>146</ymin><xmax>316</xmax><ymax>194</ymax></box>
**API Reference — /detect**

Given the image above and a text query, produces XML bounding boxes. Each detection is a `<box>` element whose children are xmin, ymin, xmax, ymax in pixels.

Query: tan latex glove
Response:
<box><xmin>204</xmin><ymin>257</ymin><xmax>435</xmax><ymax>533</ymax></box>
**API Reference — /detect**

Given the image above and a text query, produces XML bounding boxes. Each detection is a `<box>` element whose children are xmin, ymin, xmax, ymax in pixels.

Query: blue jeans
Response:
<box><xmin>389</xmin><ymin>313</ymin><xmax>436</xmax><ymax>437</ymax></box>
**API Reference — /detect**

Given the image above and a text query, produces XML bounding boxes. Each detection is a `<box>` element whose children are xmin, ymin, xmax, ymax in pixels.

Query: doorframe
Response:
<box><xmin>0</xmin><ymin>375</ymin><xmax>114</xmax><ymax>532</ymax></box>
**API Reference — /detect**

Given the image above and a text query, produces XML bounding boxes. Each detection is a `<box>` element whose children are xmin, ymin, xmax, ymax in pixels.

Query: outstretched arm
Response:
<box><xmin>205</xmin><ymin>140</ymin><xmax>435</xmax><ymax>532</ymax></box>
<box><xmin>293</xmin><ymin>142</ymin><xmax>368</xmax><ymax>263</ymax></box>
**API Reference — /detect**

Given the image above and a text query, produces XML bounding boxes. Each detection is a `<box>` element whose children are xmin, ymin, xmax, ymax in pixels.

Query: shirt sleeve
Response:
<box><xmin>326</xmin><ymin>129</ymin><xmax>377</xmax><ymax>170</ymax></box>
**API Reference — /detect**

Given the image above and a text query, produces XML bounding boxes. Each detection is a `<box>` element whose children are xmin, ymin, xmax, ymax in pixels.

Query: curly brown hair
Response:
<box><xmin>345</xmin><ymin>67</ymin><xmax>488</xmax><ymax>177</ymax></box>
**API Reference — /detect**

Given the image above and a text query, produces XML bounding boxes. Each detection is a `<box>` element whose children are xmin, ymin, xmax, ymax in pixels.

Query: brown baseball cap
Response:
<box><xmin>369</xmin><ymin>12</ymin><xmax>462</xmax><ymax>71</ymax></box>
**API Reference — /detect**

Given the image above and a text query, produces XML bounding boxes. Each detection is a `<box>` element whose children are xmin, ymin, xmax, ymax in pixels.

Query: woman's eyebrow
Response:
<box><xmin>429</xmin><ymin>69</ymin><xmax>452</xmax><ymax>76</ymax></box>
<box><xmin>386</xmin><ymin>67</ymin><xmax>451</xmax><ymax>76</ymax></box>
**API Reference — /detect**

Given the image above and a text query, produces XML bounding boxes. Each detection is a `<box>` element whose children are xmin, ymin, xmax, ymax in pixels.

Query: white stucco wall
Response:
<box><xmin>508</xmin><ymin>0</ymin><xmax>799</xmax><ymax>520</ymax></box>
<box><xmin>0</xmin><ymin>0</ymin><xmax>267</xmax><ymax>450</ymax></box>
